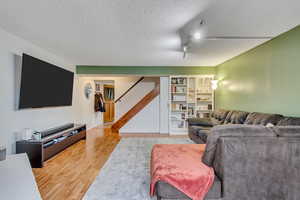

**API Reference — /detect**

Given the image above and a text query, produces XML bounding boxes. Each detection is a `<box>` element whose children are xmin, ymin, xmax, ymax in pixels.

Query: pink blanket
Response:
<box><xmin>150</xmin><ymin>144</ymin><xmax>214</xmax><ymax>200</ymax></box>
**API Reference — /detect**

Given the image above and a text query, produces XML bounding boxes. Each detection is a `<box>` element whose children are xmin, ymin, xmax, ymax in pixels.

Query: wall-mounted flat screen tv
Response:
<box><xmin>19</xmin><ymin>54</ymin><xmax>74</xmax><ymax>109</ymax></box>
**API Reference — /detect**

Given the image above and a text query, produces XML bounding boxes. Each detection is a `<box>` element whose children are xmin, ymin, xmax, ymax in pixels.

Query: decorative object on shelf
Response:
<box><xmin>84</xmin><ymin>83</ymin><xmax>93</xmax><ymax>99</ymax></box>
<box><xmin>21</xmin><ymin>128</ymin><xmax>34</xmax><ymax>140</ymax></box>
<box><xmin>32</xmin><ymin>132</ymin><xmax>42</xmax><ymax>141</ymax></box>
<box><xmin>171</xmin><ymin>78</ymin><xmax>177</xmax><ymax>84</ymax></box>
<box><xmin>171</xmin><ymin>77</ymin><xmax>187</xmax><ymax>85</ymax></box>
<box><xmin>0</xmin><ymin>145</ymin><xmax>6</xmax><ymax>161</ymax></box>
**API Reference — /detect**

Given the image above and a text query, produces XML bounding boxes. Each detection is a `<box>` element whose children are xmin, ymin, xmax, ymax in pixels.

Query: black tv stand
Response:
<box><xmin>16</xmin><ymin>123</ymin><xmax>86</xmax><ymax>168</ymax></box>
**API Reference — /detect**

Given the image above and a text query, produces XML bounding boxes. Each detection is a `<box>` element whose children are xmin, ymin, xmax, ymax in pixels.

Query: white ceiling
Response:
<box><xmin>0</xmin><ymin>0</ymin><xmax>299</xmax><ymax>66</ymax></box>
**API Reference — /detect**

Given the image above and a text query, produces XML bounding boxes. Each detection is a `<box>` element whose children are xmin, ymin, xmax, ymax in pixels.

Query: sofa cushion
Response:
<box><xmin>189</xmin><ymin>131</ymin><xmax>206</xmax><ymax>144</ymax></box>
<box><xmin>202</xmin><ymin>125</ymin><xmax>277</xmax><ymax>167</ymax></box>
<box><xmin>212</xmin><ymin>136</ymin><xmax>300</xmax><ymax>200</ymax></box>
<box><xmin>277</xmin><ymin>117</ymin><xmax>300</xmax><ymax>126</ymax></box>
<box><xmin>188</xmin><ymin>126</ymin><xmax>203</xmax><ymax>137</ymax></box>
<box><xmin>223</xmin><ymin>110</ymin><xmax>233</xmax><ymax>123</ymax></box>
<box><xmin>188</xmin><ymin>126</ymin><xmax>211</xmax><ymax>144</ymax></box>
<box><xmin>156</xmin><ymin>176</ymin><xmax>222</xmax><ymax>199</ymax></box>
<box><xmin>196</xmin><ymin>129</ymin><xmax>211</xmax><ymax>143</ymax></box>
<box><xmin>187</xmin><ymin>118</ymin><xmax>213</xmax><ymax>127</ymax></box>
<box><xmin>212</xmin><ymin>109</ymin><xmax>229</xmax><ymax>123</ymax></box>
<box><xmin>210</xmin><ymin>118</ymin><xmax>222</xmax><ymax>126</ymax></box>
<box><xmin>273</xmin><ymin>126</ymin><xmax>300</xmax><ymax>137</ymax></box>
<box><xmin>224</xmin><ymin>110</ymin><xmax>249</xmax><ymax>124</ymax></box>
<box><xmin>244</xmin><ymin>112</ymin><xmax>283</xmax><ymax>125</ymax></box>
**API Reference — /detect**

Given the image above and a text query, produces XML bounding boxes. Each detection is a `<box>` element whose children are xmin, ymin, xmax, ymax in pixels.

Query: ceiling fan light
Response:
<box><xmin>193</xmin><ymin>32</ymin><xmax>202</xmax><ymax>40</ymax></box>
<box><xmin>183</xmin><ymin>45</ymin><xmax>187</xmax><ymax>52</ymax></box>
<box><xmin>182</xmin><ymin>45</ymin><xmax>188</xmax><ymax>59</ymax></box>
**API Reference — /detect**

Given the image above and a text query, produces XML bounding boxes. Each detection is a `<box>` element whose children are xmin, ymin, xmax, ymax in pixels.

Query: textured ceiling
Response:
<box><xmin>0</xmin><ymin>0</ymin><xmax>299</xmax><ymax>66</ymax></box>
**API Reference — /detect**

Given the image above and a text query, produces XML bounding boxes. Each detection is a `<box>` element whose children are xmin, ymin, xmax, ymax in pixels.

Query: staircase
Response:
<box><xmin>111</xmin><ymin>83</ymin><xmax>160</xmax><ymax>132</ymax></box>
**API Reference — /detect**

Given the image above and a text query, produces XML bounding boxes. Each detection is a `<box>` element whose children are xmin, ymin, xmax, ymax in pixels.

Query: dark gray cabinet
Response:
<box><xmin>16</xmin><ymin>124</ymin><xmax>86</xmax><ymax>168</ymax></box>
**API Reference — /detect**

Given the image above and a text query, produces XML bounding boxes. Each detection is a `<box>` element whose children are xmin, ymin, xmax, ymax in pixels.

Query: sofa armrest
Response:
<box><xmin>187</xmin><ymin>118</ymin><xmax>213</xmax><ymax>127</ymax></box>
<box><xmin>213</xmin><ymin>136</ymin><xmax>300</xmax><ymax>200</ymax></box>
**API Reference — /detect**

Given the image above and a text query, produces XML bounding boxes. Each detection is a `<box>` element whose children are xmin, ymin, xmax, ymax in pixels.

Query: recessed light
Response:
<box><xmin>193</xmin><ymin>32</ymin><xmax>202</xmax><ymax>40</ymax></box>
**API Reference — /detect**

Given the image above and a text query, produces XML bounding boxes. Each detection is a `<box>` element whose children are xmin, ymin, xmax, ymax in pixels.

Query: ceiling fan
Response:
<box><xmin>180</xmin><ymin>20</ymin><xmax>273</xmax><ymax>59</ymax></box>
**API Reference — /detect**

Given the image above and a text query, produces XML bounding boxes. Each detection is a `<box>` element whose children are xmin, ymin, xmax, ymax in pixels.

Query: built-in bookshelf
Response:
<box><xmin>169</xmin><ymin>76</ymin><xmax>214</xmax><ymax>135</ymax></box>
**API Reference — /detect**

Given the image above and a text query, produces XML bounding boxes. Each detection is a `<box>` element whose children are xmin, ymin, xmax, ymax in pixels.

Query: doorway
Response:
<box><xmin>95</xmin><ymin>80</ymin><xmax>115</xmax><ymax>124</ymax></box>
<box><xmin>103</xmin><ymin>84</ymin><xmax>115</xmax><ymax>123</ymax></box>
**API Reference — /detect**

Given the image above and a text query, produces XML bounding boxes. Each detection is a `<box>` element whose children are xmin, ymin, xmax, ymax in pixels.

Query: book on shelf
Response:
<box><xmin>171</xmin><ymin>85</ymin><xmax>175</xmax><ymax>93</ymax></box>
<box><xmin>188</xmin><ymin>107</ymin><xmax>194</xmax><ymax>116</ymax></box>
<box><xmin>171</xmin><ymin>103</ymin><xmax>187</xmax><ymax>111</ymax></box>
<box><xmin>177</xmin><ymin>121</ymin><xmax>185</xmax><ymax>128</ymax></box>
<box><xmin>197</xmin><ymin>96</ymin><xmax>212</xmax><ymax>101</ymax></box>
<box><xmin>171</xmin><ymin>85</ymin><xmax>186</xmax><ymax>93</ymax></box>
<box><xmin>208</xmin><ymin>104</ymin><xmax>212</xmax><ymax>110</ymax></box>
<box><xmin>198</xmin><ymin>105</ymin><xmax>209</xmax><ymax>111</ymax></box>
<box><xmin>196</xmin><ymin>111</ymin><xmax>211</xmax><ymax>118</ymax></box>
<box><xmin>181</xmin><ymin>113</ymin><xmax>186</xmax><ymax>120</ymax></box>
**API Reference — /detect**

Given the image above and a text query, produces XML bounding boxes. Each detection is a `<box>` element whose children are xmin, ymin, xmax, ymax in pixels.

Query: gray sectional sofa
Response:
<box><xmin>187</xmin><ymin>109</ymin><xmax>300</xmax><ymax>144</ymax></box>
<box><xmin>155</xmin><ymin>124</ymin><xmax>300</xmax><ymax>200</ymax></box>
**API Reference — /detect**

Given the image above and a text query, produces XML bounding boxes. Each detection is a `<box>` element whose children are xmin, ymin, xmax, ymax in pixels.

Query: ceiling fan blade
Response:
<box><xmin>204</xmin><ymin>36</ymin><xmax>273</xmax><ymax>40</ymax></box>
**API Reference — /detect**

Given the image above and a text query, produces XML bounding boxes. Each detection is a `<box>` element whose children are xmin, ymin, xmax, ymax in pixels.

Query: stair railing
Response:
<box><xmin>114</xmin><ymin>77</ymin><xmax>145</xmax><ymax>103</ymax></box>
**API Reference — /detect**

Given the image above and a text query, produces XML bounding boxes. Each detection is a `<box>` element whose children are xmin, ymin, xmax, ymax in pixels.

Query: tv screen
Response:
<box><xmin>19</xmin><ymin>54</ymin><xmax>74</xmax><ymax>109</ymax></box>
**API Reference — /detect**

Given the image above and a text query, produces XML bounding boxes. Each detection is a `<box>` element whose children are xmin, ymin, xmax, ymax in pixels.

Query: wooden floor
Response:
<box><xmin>33</xmin><ymin>126</ymin><xmax>120</xmax><ymax>200</ymax></box>
<box><xmin>33</xmin><ymin>127</ymin><xmax>188</xmax><ymax>200</ymax></box>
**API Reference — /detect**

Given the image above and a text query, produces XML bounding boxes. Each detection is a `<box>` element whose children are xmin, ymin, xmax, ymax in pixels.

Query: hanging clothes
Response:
<box><xmin>94</xmin><ymin>93</ymin><xmax>106</xmax><ymax>112</ymax></box>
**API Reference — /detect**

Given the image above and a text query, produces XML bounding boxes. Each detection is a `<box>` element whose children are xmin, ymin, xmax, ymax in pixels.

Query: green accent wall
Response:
<box><xmin>216</xmin><ymin>25</ymin><xmax>300</xmax><ymax>116</ymax></box>
<box><xmin>76</xmin><ymin>66</ymin><xmax>215</xmax><ymax>75</ymax></box>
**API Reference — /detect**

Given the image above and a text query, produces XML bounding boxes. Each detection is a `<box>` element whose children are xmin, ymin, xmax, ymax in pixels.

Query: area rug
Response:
<box><xmin>83</xmin><ymin>137</ymin><xmax>193</xmax><ymax>200</ymax></box>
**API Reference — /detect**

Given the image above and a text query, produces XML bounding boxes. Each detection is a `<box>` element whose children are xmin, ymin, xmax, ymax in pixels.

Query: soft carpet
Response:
<box><xmin>83</xmin><ymin>137</ymin><xmax>193</xmax><ymax>200</ymax></box>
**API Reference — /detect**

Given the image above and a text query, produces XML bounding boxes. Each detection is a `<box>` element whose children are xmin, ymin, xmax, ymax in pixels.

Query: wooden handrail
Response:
<box><xmin>114</xmin><ymin>77</ymin><xmax>145</xmax><ymax>103</ymax></box>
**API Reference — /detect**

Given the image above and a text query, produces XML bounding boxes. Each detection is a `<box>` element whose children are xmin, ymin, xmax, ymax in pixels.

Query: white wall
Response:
<box><xmin>119</xmin><ymin>77</ymin><xmax>170</xmax><ymax>134</ymax></box>
<box><xmin>116</xmin><ymin>78</ymin><xmax>156</xmax><ymax>121</ymax></box>
<box><xmin>0</xmin><ymin>28</ymin><xmax>81</xmax><ymax>154</ymax></box>
<box><xmin>77</xmin><ymin>76</ymin><xmax>141</xmax><ymax>127</ymax></box>
<box><xmin>0</xmin><ymin>27</ymin><xmax>170</xmax><ymax>154</ymax></box>
<box><xmin>77</xmin><ymin>77</ymin><xmax>103</xmax><ymax>129</ymax></box>
<box><xmin>120</xmin><ymin>96</ymin><xmax>160</xmax><ymax>133</ymax></box>
<box><xmin>119</xmin><ymin>78</ymin><xmax>159</xmax><ymax>133</ymax></box>
<box><xmin>159</xmin><ymin>77</ymin><xmax>170</xmax><ymax>134</ymax></box>
<box><xmin>78</xmin><ymin>76</ymin><xmax>162</xmax><ymax>133</ymax></box>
